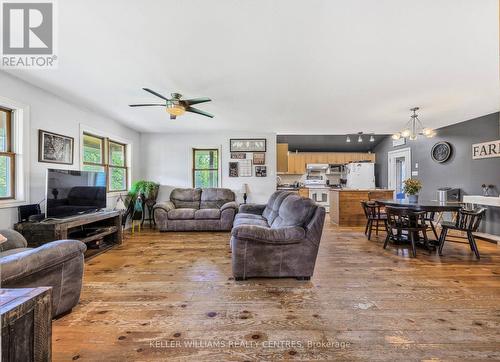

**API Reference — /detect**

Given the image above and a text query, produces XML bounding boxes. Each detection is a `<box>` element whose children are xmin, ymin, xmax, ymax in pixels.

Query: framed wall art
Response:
<box><xmin>230</xmin><ymin>152</ymin><xmax>246</xmax><ymax>159</ymax></box>
<box><xmin>230</xmin><ymin>139</ymin><xmax>266</xmax><ymax>152</ymax></box>
<box><xmin>253</xmin><ymin>152</ymin><xmax>265</xmax><ymax>165</ymax></box>
<box><xmin>255</xmin><ymin>166</ymin><xmax>267</xmax><ymax>177</ymax></box>
<box><xmin>239</xmin><ymin>159</ymin><xmax>252</xmax><ymax>177</ymax></box>
<box><xmin>229</xmin><ymin>162</ymin><xmax>239</xmax><ymax>177</ymax></box>
<box><xmin>38</xmin><ymin>130</ymin><xmax>74</xmax><ymax>165</ymax></box>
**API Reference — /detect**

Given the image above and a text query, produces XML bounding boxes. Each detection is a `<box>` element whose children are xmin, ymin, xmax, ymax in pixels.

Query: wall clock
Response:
<box><xmin>431</xmin><ymin>142</ymin><xmax>452</xmax><ymax>163</ymax></box>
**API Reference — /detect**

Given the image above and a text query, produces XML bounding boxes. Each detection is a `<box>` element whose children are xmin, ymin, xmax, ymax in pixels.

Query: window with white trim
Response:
<box><xmin>0</xmin><ymin>107</ymin><xmax>14</xmax><ymax>199</ymax></box>
<box><xmin>82</xmin><ymin>132</ymin><xmax>129</xmax><ymax>192</ymax></box>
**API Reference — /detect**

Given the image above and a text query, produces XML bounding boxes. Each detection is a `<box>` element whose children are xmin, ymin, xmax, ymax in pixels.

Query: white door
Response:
<box><xmin>388</xmin><ymin>148</ymin><xmax>411</xmax><ymax>197</ymax></box>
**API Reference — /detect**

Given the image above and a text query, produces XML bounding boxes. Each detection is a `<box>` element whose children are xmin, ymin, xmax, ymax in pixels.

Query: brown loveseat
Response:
<box><xmin>153</xmin><ymin>188</ymin><xmax>238</xmax><ymax>231</ymax></box>
<box><xmin>230</xmin><ymin>191</ymin><xmax>325</xmax><ymax>280</ymax></box>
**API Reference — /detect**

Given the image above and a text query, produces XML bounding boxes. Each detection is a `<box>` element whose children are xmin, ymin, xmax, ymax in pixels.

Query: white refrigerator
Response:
<box><xmin>345</xmin><ymin>162</ymin><xmax>375</xmax><ymax>189</ymax></box>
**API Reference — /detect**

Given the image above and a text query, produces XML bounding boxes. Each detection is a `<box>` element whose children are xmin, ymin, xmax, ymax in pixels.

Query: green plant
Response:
<box><xmin>403</xmin><ymin>178</ymin><xmax>422</xmax><ymax>195</ymax></box>
<box><xmin>127</xmin><ymin>180</ymin><xmax>159</xmax><ymax>204</ymax></box>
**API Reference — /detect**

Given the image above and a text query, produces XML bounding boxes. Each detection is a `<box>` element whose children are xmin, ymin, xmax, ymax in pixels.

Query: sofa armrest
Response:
<box><xmin>154</xmin><ymin>201</ymin><xmax>176</xmax><ymax>213</ymax></box>
<box><xmin>0</xmin><ymin>229</ymin><xmax>28</xmax><ymax>252</ymax></box>
<box><xmin>231</xmin><ymin>225</ymin><xmax>305</xmax><ymax>244</ymax></box>
<box><xmin>238</xmin><ymin>203</ymin><xmax>266</xmax><ymax>215</ymax></box>
<box><xmin>221</xmin><ymin>201</ymin><xmax>238</xmax><ymax>211</ymax></box>
<box><xmin>0</xmin><ymin>239</ymin><xmax>86</xmax><ymax>284</ymax></box>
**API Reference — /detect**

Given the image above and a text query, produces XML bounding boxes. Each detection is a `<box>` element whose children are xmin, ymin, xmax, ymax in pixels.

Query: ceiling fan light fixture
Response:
<box><xmin>346</xmin><ymin>136</ymin><xmax>351</xmax><ymax>143</ymax></box>
<box><xmin>166</xmin><ymin>103</ymin><xmax>186</xmax><ymax>116</ymax></box>
<box><xmin>369</xmin><ymin>135</ymin><xmax>375</xmax><ymax>142</ymax></box>
<box><xmin>357</xmin><ymin>135</ymin><xmax>363</xmax><ymax>143</ymax></box>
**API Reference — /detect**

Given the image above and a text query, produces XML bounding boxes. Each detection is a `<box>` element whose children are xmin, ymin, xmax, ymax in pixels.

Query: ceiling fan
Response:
<box><xmin>129</xmin><ymin>88</ymin><xmax>214</xmax><ymax>119</ymax></box>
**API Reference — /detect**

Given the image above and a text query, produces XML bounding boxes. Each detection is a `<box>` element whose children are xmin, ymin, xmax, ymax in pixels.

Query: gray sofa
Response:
<box><xmin>0</xmin><ymin>229</ymin><xmax>86</xmax><ymax>317</ymax></box>
<box><xmin>154</xmin><ymin>188</ymin><xmax>238</xmax><ymax>231</ymax></box>
<box><xmin>231</xmin><ymin>191</ymin><xmax>326</xmax><ymax>280</ymax></box>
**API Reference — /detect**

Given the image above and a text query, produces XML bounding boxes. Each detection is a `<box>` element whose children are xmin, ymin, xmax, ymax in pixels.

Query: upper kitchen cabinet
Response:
<box><xmin>276</xmin><ymin>144</ymin><xmax>376</xmax><ymax>174</ymax></box>
<box><xmin>277</xmin><ymin>143</ymin><xmax>289</xmax><ymax>173</ymax></box>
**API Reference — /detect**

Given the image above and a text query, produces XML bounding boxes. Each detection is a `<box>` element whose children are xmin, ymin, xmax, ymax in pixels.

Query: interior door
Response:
<box><xmin>388</xmin><ymin>148</ymin><xmax>411</xmax><ymax>198</ymax></box>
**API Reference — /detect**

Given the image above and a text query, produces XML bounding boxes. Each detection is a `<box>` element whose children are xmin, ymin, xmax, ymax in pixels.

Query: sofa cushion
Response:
<box><xmin>231</xmin><ymin>225</ymin><xmax>306</xmax><ymax>243</ymax></box>
<box><xmin>168</xmin><ymin>208</ymin><xmax>196</xmax><ymax>220</ymax></box>
<box><xmin>194</xmin><ymin>208</ymin><xmax>221</xmax><ymax>220</ymax></box>
<box><xmin>235</xmin><ymin>213</ymin><xmax>265</xmax><ymax>220</ymax></box>
<box><xmin>170</xmin><ymin>188</ymin><xmax>202</xmax><ymax>209</ymax></box>
<box><xmin>263</xmin><ymin>191</ymin><xmax>294</xmax><ymax>224</ymax></box>
<box><xmin>200</xmin><ymin>188</ymin><xmax>235</xmax><ymax>209</ymax></box>
<box><xmin>270</xmin><ymin>194</ymin><xmax>317</xmax><ymax>229</ymax></box>
<box><xmin>233</xmin><ymin>217</ymin><xmax>269</xmax><ymax>228</ymax></box>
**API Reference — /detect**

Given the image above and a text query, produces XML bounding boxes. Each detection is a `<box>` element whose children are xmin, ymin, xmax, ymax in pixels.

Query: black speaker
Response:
<box><xmin>18</xmin><ymin>204</ymin><xmax>42</xmax><ymax>223</ymax></box>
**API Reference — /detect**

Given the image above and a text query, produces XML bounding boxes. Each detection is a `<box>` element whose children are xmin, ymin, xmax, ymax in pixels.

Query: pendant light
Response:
<box><xmin>392</xmin><ymin>107</ymin><xmax>436</xmax><ymax>140</ymax></box>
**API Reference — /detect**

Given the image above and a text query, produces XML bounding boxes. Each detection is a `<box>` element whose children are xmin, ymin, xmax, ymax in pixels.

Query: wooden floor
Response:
<box><xmin>53</xmin><ymin>222</ymin><xmax>500</xmax><ymax>361</ymax></box>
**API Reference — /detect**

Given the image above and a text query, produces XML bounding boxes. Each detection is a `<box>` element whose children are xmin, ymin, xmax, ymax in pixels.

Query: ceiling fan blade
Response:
<box><xmin>184</xmin><ymin>97</ymin><xmax>211</xmax><ymax>106</ymax></box>
<box><xmin>186</xmin><ymin>106</ymin><xmax>214</xmax><ymax>118</ymax></box>
<box><xmin>170</xmin><ymin>114</ymin><xmax>176</xmax><ymax>120</ymax></box>
<box><xmin>129</xmin><ymin>104</ymin><xmax>165</xmax><ymax>107</ymax></box>
<box><xmin>142</xmin><ymin>88</ymin><xmax>170</xmax><ymax>101</ymax></box>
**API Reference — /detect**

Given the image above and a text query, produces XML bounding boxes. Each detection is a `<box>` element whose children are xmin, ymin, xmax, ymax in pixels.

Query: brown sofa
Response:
<box><xmin>230</xmin><ymin>191</ymin><xmax>326</xmax><ymax>280</ymax></box>
<box><xmin>0</xmin><ymin>229</ymin><xmax>86</xmax><ymax>317</ymax></box>
<box><xmin>153</xmin><ymin>188</ymin><xmax>238</xmax><ymax>231</ymax></box>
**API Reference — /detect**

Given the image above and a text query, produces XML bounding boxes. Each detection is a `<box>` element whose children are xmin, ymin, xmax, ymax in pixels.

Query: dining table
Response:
<box><xmin>375</xmin><ymin>199</ymin><xmax>464</xmax><ymax>249</ymax></box>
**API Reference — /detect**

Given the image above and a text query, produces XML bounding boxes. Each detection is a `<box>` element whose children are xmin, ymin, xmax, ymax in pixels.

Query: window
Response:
<box><xmin>83</xmin><ymin>133</ymin><xmax>128</xmax><ymax>192</ymax></box>
<box><xmin>0</xmin><ymin>107</ymin><xmax>14</xmax><ymax>199</ymax></box>
<box><xmin>193</xmin><ymin>149</ymin><xmax>219</xmax><ymax>188</ymax></box>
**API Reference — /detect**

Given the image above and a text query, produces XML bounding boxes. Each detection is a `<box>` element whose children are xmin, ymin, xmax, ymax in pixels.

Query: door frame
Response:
<box><xmin>387</xmin><ymin>147</ymin><xmax>411</xmax><ymax>193</ymax></box>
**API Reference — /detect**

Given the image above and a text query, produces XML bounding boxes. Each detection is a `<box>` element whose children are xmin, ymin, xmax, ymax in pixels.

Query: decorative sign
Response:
<box><xmin>230</xmin><ymin>152</ymin><xmax>246</xmax><ymax>159</ymax></box>
<box><xmin>230</xmin><ymin>139</ymin><xmax>266</xmax><ymax>152</ymax></box>
<box><xmin>253</xmin><ymin>152</ymin><xmax>265</xmax><ymax>165</ymax></box>
<box><xmin>392</xmin><ymin>138</ymin><xmax>406</xmax><ymax>147</ymax></box>
<box><xmin>472</xmin><ymin>140</ymin><xmax>500</xmax><ymax>160</ymax></box>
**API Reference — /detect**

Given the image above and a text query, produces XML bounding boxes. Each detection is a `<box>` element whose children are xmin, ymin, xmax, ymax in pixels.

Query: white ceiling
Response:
<box><xmin>5</xmin><ymin>0</ymin><xmax>500</xmax><ymax>134</ymax></box>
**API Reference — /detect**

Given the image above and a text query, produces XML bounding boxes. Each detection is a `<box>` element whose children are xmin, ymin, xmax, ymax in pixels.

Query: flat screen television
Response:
<box><xmin>46</xmin><ymin>169</ymin><xmax>107</xmax><ymax>218</ymax></box>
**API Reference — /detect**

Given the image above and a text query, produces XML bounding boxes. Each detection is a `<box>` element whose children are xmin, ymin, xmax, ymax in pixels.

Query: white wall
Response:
<box><xmin>140</xmin><ymin>132</ymin><xmax>276</xmax><ymax>204</ymax></box>
<box><xmin>0</xmin><ymin>71</ymin><xmax>141</xmax><ymax>229</ymax></box>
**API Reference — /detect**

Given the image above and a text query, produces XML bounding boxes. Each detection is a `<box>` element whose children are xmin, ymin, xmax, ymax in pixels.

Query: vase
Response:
<box><xmin>408</xmin><ymin>194</ymin><xmax>418</xmax><ymax>203</ymax></box>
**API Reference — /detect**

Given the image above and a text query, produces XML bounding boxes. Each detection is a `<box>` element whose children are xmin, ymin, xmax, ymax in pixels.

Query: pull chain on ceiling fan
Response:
<box><xmin>129</xmin><ymin>88</ymin><xmax>214</xmax><ymax>119</ymax></box>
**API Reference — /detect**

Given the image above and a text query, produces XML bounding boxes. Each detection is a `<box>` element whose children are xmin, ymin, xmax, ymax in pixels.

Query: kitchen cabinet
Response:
<box><xmin>298</xmin><ymin>188</ymin><xmax>309</xmax><ymax>198</ymax></box>
<box><xmin>277</xmin><ymin>148</ymin><xmax>376</xmax><ymax>174</ymax></box>
<box><xmin>277</xmin><ymin>143</ymin><xmax>289</xmax><ymax>173</ymax></box>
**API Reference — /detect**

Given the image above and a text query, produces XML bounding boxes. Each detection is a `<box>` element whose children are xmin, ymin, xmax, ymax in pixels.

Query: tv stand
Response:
<box><xmin>14</xmin><ymin>210</ymin><xmax>122</xmax><ymax>260</ymax></box>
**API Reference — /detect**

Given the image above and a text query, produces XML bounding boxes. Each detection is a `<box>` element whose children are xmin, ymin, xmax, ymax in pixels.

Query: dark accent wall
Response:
<box><xmin>373</xmin><ymin>112</ymin><xmax>500</xmax><ymax>236</ymax></box>
<box><xmin>277</xmin><ymin>134</ymin><xmax>387</xmax><ymax>152</ymax></box>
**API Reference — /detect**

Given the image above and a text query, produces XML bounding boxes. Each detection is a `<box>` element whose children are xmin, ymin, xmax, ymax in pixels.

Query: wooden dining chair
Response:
<box><xmin>360</xmin><ymin>201</ymin><xmax>387</xmax><ymax>240</ymax></box>
<box><xmin>384</xmin><ymin>206</ymin><xmax>428</xmax><ymax>258</ymax></box>
<box><xmin>438</xmin><ymin>208</ymin><xmax>486</xmax><ymax>259</ymax></box>
<box><xmin>424</xmin><ymin>211</ymin><xmax>439</xmax><ymax>240</ymax></box>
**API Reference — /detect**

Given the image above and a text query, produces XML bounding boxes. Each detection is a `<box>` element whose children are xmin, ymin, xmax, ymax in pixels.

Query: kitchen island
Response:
<box><xmin>330</xmin><ymin>189</ymin><xmax>394</xmax><ymax>227</ymax></box>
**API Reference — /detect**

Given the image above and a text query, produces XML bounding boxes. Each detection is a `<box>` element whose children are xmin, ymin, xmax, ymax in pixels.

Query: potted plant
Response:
<box><xmin>403</xmin><ymin>178</ymin><xmax>422</xmax><ymax>203</ymax></box>
<box><xmin>127</xmin><ymin>180</ymin><xmax>160</xmax><ymax>205</ymax></box>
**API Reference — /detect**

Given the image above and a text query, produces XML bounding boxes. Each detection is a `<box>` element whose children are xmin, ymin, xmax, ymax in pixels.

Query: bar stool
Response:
<box><xmin>438</xmin><ymin>208</ymin><xmax>486</xmax><ymax>259</ymax></box>
<box><xmin>360</xmin><ymin>201</ymin><xmax>387</xmax><ymax>240</ymax></box>
<box><xmin>384</xmin><ymin>206</ymin><xmax>428</xmax><ymax>258</ymax></box>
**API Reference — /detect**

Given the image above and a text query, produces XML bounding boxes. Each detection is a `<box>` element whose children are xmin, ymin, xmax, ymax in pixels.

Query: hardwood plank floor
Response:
<box><xmin>53</xmin><ymin>222</ymin><xmax>500</xmax><ymax>361</ymax></box>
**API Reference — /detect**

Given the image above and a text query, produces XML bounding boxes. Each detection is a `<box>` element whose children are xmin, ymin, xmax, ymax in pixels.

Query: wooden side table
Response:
<box><xmin>1</xmin><ymin>288</ymin><xmax>52</xmax><ymax>362</ymax></box>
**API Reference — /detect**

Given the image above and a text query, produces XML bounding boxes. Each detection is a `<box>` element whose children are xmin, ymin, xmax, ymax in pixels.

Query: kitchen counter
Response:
<box><xmin>330</xmin><ymin>189</ymin><xmax>394</xmax><ymax>226</ymax></box>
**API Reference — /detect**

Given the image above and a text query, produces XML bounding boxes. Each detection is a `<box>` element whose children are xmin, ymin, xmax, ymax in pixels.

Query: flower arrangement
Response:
<box><xmin>403</xmin><ymin>178</ymin><xmax>422</xmax><ymax>196</ymax></box>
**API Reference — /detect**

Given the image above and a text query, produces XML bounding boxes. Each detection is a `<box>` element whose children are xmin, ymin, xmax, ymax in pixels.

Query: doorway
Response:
<box><xmin>388</xmin><ymin>148</ymin><xmax>411</xmax><ymax>198</ymax></box>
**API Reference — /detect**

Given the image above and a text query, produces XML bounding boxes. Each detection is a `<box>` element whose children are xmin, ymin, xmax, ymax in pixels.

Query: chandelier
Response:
<box><xmin>392</xmin><ymin>107</ymin><xmax>435</xmax><ymax>141</ymax></box>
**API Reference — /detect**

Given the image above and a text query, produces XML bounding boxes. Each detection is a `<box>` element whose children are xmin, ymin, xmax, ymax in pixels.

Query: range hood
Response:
<box><xmin>306</xmin><ymin>164</ymin><xmax>329</xmax><ymax>171</ymax></box>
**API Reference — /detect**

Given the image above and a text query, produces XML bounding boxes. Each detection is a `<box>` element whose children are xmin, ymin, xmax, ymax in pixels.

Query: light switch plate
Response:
<box><xmin>411</xmin><ymin>171</ymin><xmax>419</xmax><ymax>176</ymax></box>
<box><xmin>415</xmin><ymin>163</ymin><xmax>419</xmax><ymax>169</ymax></box>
